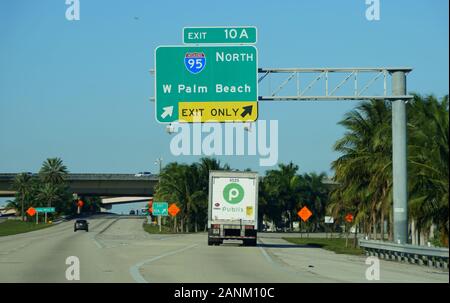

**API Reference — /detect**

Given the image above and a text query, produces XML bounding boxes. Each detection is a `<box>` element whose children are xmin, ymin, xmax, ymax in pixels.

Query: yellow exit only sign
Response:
<box><xmin>178</xmin><ymin>101</ymin><xmax>257</xmax><ymax>122</ymax></box>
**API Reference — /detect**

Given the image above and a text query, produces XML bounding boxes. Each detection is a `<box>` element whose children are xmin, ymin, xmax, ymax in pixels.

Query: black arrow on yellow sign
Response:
<box><xmin>240</xmin><ymin>105</ymin><xmax>253</xmax><ymax>118</ymax></box>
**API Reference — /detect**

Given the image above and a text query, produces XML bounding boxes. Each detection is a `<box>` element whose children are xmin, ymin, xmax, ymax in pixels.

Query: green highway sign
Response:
<box><xmin>35</xmin><ymin>207</ymin><xmax>55</xmax><ymax>213</ymax></box>
<box><xmin>183</xmin><ymin>26</ymin><xmax>257</xmax><ymax>44</ymax></box>
<box><xmin>152</xmin><ymin>202</ymin><xmax>168</xmax><ymax>216</ymax></box>
<box><xmin>155</xmin><ymin>45</ymin><xmax>258</xmax><ymax>123</ymax></box>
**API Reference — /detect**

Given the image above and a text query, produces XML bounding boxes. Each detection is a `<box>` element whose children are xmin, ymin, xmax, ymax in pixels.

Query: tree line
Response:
<box><xmin>7</xmin><ymin>158</ymin><xmax>101</xmax><ymax>220</ymax></box>
<box><xmin>329</xmin><ymin>94</ymin><xmax>448</xmax><ymax>246</ymax></box>
<box><xmin>154</xmin><ymin>158</ymin><xmax>331</xmax><ymax>233</ymax></box>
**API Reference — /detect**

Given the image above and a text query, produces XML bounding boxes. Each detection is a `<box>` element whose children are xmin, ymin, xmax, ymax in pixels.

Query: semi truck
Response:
<box><xmin>207</xmin><ymin>170</ymin><xmax>258</xmax><ymax>246</ymax></box>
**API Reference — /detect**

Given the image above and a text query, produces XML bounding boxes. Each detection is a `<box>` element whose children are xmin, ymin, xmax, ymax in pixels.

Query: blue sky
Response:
<box><xmin>0</xmin><ymin>1</ymin><xmax>448</xmax><ymax>209</ymax></box>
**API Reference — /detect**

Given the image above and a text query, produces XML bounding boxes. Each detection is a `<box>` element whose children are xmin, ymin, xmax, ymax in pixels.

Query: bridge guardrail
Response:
<box><xmin>359</xmin><ymin>239</ymin><xmax>449</xmax><ymax>269</ymax></box>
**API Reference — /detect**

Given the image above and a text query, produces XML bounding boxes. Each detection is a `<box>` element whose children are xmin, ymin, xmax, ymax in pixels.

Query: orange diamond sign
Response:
<box><xmin>26</xmin><ymin>207</ymin><xmax>36</xmax><ymax>217</ymax></box>
<box><xmin>168</xmin><ymin>203</ymin><xmax>180</xmax><ymax>217</ymax></box>
<box><xmin>298</xmin><ymin>206</ymin><xmax>312</xmax><ymax>222</ymax></box>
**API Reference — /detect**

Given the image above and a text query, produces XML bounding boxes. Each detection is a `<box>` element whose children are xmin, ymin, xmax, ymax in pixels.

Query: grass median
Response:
<box><xmin>283</xmin><ymin>237</ymin><xmax>363</xmax><ymax>255</ymax></box>
<box><xmin>0</xmin><ymin>220</ymin><xmax>53</xmax><ymax>237</ymax></box>
<box><xmin>142</xmin><ymin>223</ymin><xmax>200</xmax><ymax>234</ymax></box>
<box><xmin>143</xmin><ymin>223</ymin><xmax>177</xmax><ymax>234</ymax></box>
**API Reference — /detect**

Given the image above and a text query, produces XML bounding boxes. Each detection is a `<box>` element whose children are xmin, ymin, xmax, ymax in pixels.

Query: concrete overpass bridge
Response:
<box><xmin>1</xmin><ymin>173</ymin><xmax>337</xmax><ymax>209</ymax></box>
<box><xmin>0</xmin><ymin>173</ymin><xmax>158</xmax><ymax>198</ymax></box>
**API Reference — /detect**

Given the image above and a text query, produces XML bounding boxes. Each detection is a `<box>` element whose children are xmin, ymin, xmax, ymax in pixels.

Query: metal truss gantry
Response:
<box><xmin>257</xmin><ymin>67</ymin><xmax>413</xmax><ymax>101</ymax></box>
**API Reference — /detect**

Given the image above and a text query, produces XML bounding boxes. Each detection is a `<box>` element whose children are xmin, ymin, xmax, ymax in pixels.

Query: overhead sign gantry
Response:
<box><xmin>151</xmin><ymin>27</ymin><xmax>413</xmax><ymax>245</ymax></box>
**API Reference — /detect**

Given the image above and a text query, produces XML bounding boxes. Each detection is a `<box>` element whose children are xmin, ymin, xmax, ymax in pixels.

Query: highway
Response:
<box><xmin>0</xmin><ymin>216</ymin><xmax>447</xmax><ymax>283</ymax></box>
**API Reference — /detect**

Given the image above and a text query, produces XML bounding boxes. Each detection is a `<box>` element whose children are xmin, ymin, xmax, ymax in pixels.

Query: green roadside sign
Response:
<box><xmin>183</xmin><ymin>26</ymin><xmax>257</xmax><ymax>44</ymax></box>
<box><xmin>35</xmin><ymin>207</ymin><xmax>55</xmax><ymax>213</ymax></box>
<box><xmin>152</xmin><ymin>202</ymin><xmax>168</xmax><ymax>216</ymax></box>
<box><xmin>154</xmin><ymin>45</ymin><xmax>258</xmax><ymax>123</ymax></box>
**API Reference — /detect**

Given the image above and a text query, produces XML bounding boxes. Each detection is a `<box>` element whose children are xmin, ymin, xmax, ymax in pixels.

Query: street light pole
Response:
<box><xmin>21</xmin><ymin>195</ymin><xmax>24</xmax><ymax>221</ymax></box>
<box><xmin>154</xmin><ymin>157</ymin><xmax>163</xmax><ymax>229</ymax></box>
<box><xmin>155</xmin><ymin>157</ymin><xmax>163</xmax><ymax>174</ymax></box>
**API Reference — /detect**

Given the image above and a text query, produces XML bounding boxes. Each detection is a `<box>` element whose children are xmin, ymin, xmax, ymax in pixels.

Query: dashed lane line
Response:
<box><xmin>129</xmin><ymin>244</ymin><xmax>198</xmax><ymax>283</ymax></box>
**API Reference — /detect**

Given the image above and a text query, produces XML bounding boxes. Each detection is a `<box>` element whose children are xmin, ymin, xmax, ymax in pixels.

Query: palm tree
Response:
<box><xmin>299</xmin><ymin>172</ymin><xmax>329</xmax><ymax>231</ymax></box>
<box><xmin>408</xmin><ymin>94</ymin><xmax>449</xmax><ymax>245</ymax></box>
<box><xmin>259</xmin><ymin>175</ymin><xmax>285</xmax><ymax>230</ymax></box>
<box><xmin>330</xmin><ymin>95</ymin><xmax>449</xmax><ymax>246</ymax></box>
<box><xmin>197</xmin><ymin>157</ymin><xmax>230</xmax><ymax>190</ymax></box>
<box><xmin>330</xmin><ymin>100</ymin><xmax>392</xmax><ymax>239</ymax></box>
<box><xmin>39</xmin><ymin>158</ymin><xmax>68</xmax><ymax>184</ymax></box>
<box><xmin>264</xmin><ymin>162</ymin><xmax>301</xmax><ymax>231</ymax></box>
<box><xmin>155</xmin><ymin>163</ymin><xmax>194</xmax><ymax>232</ymax></box>
<box><xmin>37</xmin><ymin>183</ymin><xmax>60</xmax><ymax>208</ymax></box>
<box><xmin>155</xmin><ymin>158</ymin><xmax>231</xmax><ymax>232</ymax></box>
<box><xmin>13</xmin><ymin>173</ymin><xmax>34</xmax><ymax>220</ymax></box>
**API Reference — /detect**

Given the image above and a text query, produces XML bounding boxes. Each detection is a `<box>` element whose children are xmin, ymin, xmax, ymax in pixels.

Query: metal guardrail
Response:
<box><xmin>359</xmin><ymin>239</ymin><xmax>449</xmax><ymax>269</ymax></box>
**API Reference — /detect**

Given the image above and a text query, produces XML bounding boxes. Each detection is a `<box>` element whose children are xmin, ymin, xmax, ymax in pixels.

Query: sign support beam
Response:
<box><xmin>391</xmin><ymin>70</ymin><xmax>408</xmax><ymax>244</ymax></box>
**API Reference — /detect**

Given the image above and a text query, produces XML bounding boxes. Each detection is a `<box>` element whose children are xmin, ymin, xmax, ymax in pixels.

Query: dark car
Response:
<box><xmin>129</xmin><ymin>210</ymin><xmax>136</xmax><ymax>215</ymax></box>
<box><xmin>74</xmin><ymin>219</ymin><xmax>89</xmax><ymax>232</ymax></box>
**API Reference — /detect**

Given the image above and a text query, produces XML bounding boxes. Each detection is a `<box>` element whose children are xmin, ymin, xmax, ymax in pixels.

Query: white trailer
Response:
<box><xmin>208</xmin><ymin>170</ymin><xmax>258</xmax><ymax>246</ymax></box>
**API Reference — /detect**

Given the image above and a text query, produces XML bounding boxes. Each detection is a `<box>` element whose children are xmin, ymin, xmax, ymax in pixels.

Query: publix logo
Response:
<box><xmin>223</xmin><ymin>183</ymin><xmax>244</xmax><ymax>204</ymax></box>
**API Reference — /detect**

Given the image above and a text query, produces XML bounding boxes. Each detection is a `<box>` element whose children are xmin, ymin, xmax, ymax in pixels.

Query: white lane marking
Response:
<box><xmin>129</xmin><ymin>244</ymin><xmax>198</xmax><ymax>283</ymax></box>
<box><xmin>91</xmin><ymin>236</ymin><xmax>104</xmax><ymax>249</ymax></box>
<box><xmin>258</xmin><ymin>239</ymin><xmax>274</xmax><ymax>264</ymax></box>
<box><xmin>158</xmin><ymin>235</ymin><xmax>184</xmax><ymax>241</ymax></box>
<box><xmin>88</xmin><ymin>218</ymin><xmax>119</xmax><ymax>249</ymax></box>
<box><xmin>257</xmin><ymin>238</ymin><xmax>342</xmax><ymax>282</ymax></box>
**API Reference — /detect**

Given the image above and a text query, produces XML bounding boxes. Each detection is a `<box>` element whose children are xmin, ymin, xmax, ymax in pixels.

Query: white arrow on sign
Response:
<box><xmin>161</xmin><ymin>106</ymin><xmax>174</xmax><ymax>119</ymax></box>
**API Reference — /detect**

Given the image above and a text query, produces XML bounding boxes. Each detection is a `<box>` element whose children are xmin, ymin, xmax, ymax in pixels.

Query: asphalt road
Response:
<box><xmin>0</xmin><ymin>216</ymin><xmax>447</xmax><ymax>283</ymax></box>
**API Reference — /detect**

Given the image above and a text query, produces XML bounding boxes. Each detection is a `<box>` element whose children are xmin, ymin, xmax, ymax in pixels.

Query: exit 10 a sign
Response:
<box><xmin>183</xmin><ymin>26</ymin><xmax>257</xmax><ymax>44</ymax></box>
<box><xmin>155</xmin><ymin>45</ymin><xmax>258</xmax><ymax>123</ymax></box>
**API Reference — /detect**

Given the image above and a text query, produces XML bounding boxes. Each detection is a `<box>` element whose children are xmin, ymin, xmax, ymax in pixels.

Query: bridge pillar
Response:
<box><xmin>100</xmin><ymin>205</ymin><xmax>112</xmax><ymax>212</ymax></box>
